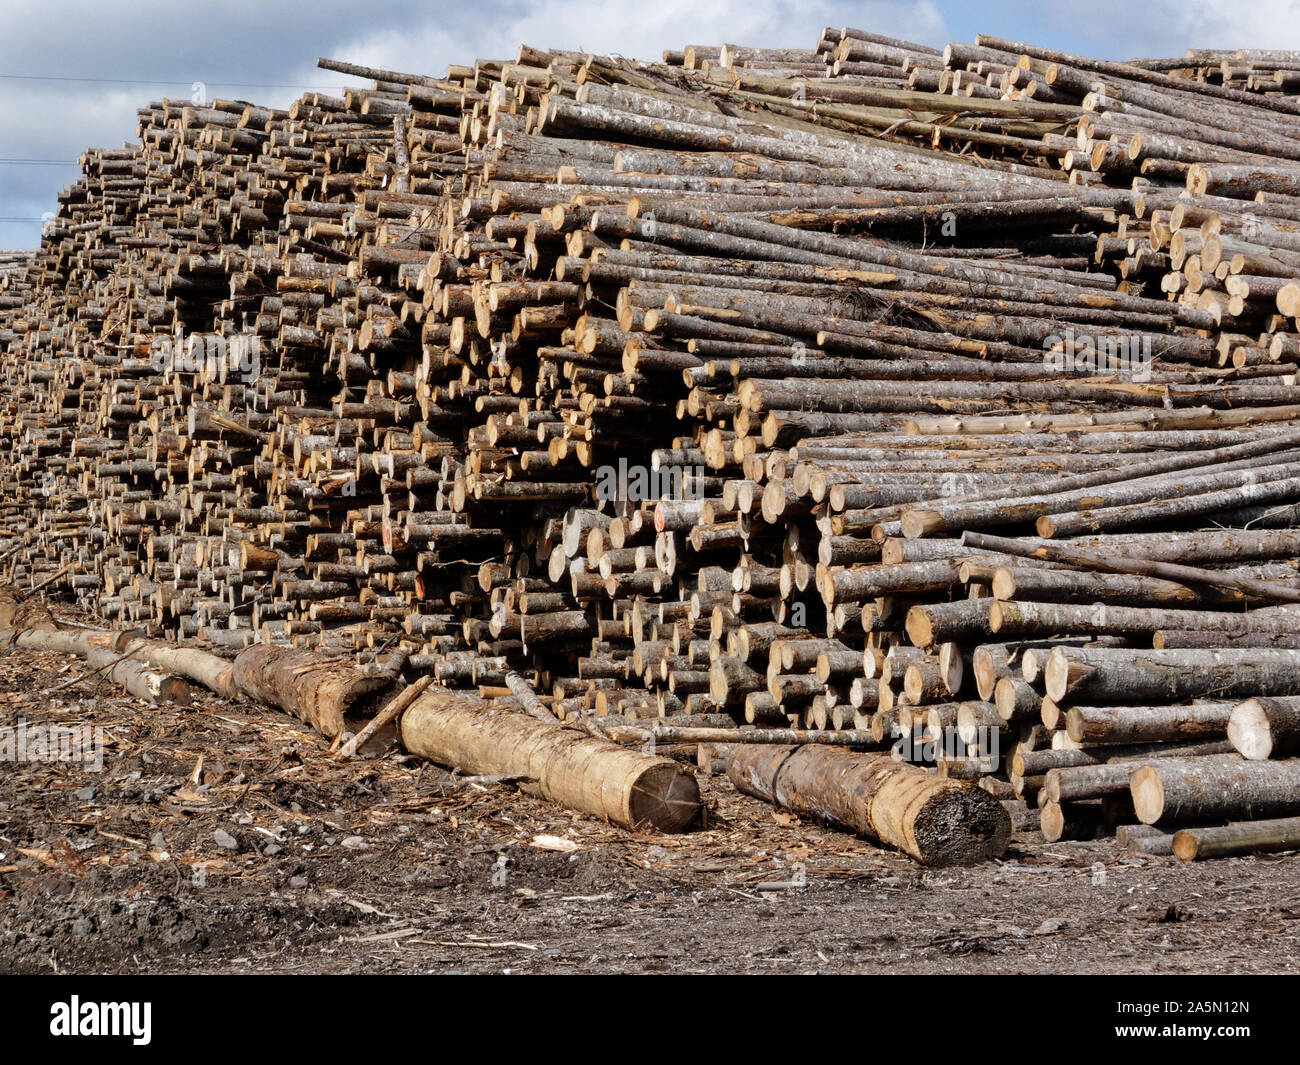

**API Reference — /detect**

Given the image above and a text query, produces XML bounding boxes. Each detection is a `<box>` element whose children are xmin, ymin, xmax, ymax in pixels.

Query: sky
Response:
<box><xmin>3</xmin><ymin>0</ymin><xmax>1299</xmax><ymax>249</ymax></box>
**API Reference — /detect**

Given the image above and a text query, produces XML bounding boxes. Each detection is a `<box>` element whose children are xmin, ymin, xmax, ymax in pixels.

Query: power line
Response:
<box><xmin>0</xmin><ymin>159</ymin><xmax>79</xmax><ymax>166</ymax></box>
<box><xmin>0</xmin><ymin>73</ymin><xmax>351</xmax><ymax>90</ymax></box>
<box><xmin>0</xmin><ymin>218</ymin><xmax>48</xmax><ymax>222</ymax></box>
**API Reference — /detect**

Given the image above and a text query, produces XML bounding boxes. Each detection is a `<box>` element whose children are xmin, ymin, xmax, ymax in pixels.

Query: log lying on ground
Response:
<box><xmin>400</xmin><ymin>685</ymin><xmax>702</xmax><ymax>832</ymax></box>
<box><xmin>727</xmin><ymin>743</ymin><xmax>1011</xmax><ymax>864</ymax></box>
<box><xmin>105</xmin><ymin>633</ymin><xmax>237</xmax><ymax>697</ymax></box>
<box><xmin>0</xmin><ymin>592</ymin><xmax>702</xmax><ymax>832</ymax></box>
<box><xmin>4</xmin><ymin>627</ymin><xmax>194</xmax><ymax>705</ymax></box>
<box><xmin>4</xmin><ymin>619</ymin><xmax>393</xmax><ymax>731</ymax></box>
<box><xmin>1173</xmin><ymin>817</ymin><xmax>1300</xmax><ymax>860</ymax></box>
<box><xmin>339</xmin><ymin>675</ymin><xmax>435</xmax><ymax>758</ymax></box>
<box><xmin>1117</xmin><ymin>823</ymin><xmax>1178</xmax><ymax>856</ymax></box>
<box><xmin>0</xmin><ymin>586</ymin><xmax>195</xmax><ymax>703</ymax></box>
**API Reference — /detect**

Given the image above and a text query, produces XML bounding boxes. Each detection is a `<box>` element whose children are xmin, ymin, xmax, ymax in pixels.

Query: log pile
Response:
<box><xmin>0</xmin><ymin>251</ymin><xmax>36</xmax><ymax>348</ymax></box>
<box><xmin>2</xmin><ymin>28</ymin><xmax>1300</xmax><ymax>862</ymax></box>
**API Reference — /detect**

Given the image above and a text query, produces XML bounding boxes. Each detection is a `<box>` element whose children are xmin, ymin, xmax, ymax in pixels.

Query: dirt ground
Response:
<box><xmin>3</xmin><ymin>621</ymin><xmax>1299</xmax><ymax>976</ymax></box>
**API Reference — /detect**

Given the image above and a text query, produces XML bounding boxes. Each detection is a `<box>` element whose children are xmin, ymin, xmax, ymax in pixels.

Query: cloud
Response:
<box><xmin>0</xmin><ymin>0</ymin><xmax>374</xmax><ymax>248</ymax></box>
<box><xmin>955</xmin><ymin>0</ymin><xmax>1300</xmax><ymax>59</ymax></box>
<box><xmin>4</xmin><ymin>0</ymin><xmax>1298</xmax><ymax>248</ymax></box>
<box><xmin>337</xmin><ymin>0</ymin><xmax>948</xmax><ymax>75</ymax></box>
<box><xmin>1164</xmin><ymin>0</ymin><xmax>1300</xmax><ymax>51</ymax></box>
<box><xmin>0</xmin><ymin>0</ymin><xmax>950</xmax><ymax>248</ymax></box>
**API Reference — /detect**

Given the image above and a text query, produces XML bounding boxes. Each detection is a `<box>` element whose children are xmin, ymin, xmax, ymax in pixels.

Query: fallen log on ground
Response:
<box><xmin>399</xmin><ymin>685</ymin><xmax>702</xmax><ymax>832</ymax></box>
<box><xmin>727</xmin><ymin>743</ymin><xmax>1011</xmax><ymax>865</ymax></box>
<box><xmin>1173</xmin><ymin>817</ymin><xmax>1300</xmax><ymax>860</ymax></box>
<box><xmin>1117</xmin><ymin>823</ymin><xmax>1179</xmax><ymax>856</ymax></box>
<box><xmin>0</xmin><ymin>595</ymin><xmax>392</xmax><ymax>736</ymax></box>
<box><xmin>0</xmin><ymin>597</ymin><xmax>705</xmax><ymax>833</ymax></box>
<box><xmin>339</xmin><ymin>675</ymin><xmax>436</xmax><ymax>758</ymax></box>
<box><xmin>4</xmin><ymin>628</ymin><xmax>194</xmax><ymax>705</ymax></box>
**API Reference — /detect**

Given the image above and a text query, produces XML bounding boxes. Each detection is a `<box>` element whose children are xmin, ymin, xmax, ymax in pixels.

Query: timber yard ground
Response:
<box><xmin>2</xmin><ymin>618</ymin><xmax>1298</xmax><ymax>976</ymax></box>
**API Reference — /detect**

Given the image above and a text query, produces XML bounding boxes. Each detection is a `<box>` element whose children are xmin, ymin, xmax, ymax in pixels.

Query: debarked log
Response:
<box><xmin>6</xmin><ymin>628</ymin><xmax>194</xmax><ymax>705</ymax></box>
<box><xmin>400</xmin><ymin>684</ymin><xmax>702</xmax><ymax>832</ymax></box>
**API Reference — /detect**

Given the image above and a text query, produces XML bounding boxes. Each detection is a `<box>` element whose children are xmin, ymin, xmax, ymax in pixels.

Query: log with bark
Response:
<box><xmin>727</xmin><ymin>742</ymin><xmax>1011</xmax><ymax>865</ymax></box>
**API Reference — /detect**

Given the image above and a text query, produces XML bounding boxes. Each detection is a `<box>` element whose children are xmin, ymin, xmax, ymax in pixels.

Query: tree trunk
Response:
<box><xmin>401</xmin><ymin>686</ymin><xmax>701</xmax><ymax>832</ymax></box>
<box><xmin>1173</xmin><ymin>817</ymin><xmax>1300</xmax><ymax>860</ymax></box>
<box><xmin>1131</xmin><ymin>756</ymin><xmax>1300</xmax><ymax>824</ymax></box>
<box><xmin>1066</xmin><ymin>701</ymin><xmax>1235</xmax><ymax>744</ymax></box>
<box><xmin>727</xmin><ymin>743</ymin><xmax>1010</xmax><ymax>865</ymax></box>
<box><xmin>231</xmin><ymin>644</ymin><xmax>393</xmax><ymax>739</ymax></box>
<box><xmin>1228</xmin><ymin>696</ymin><xmax>1300</xmax><ymax>760</ymax></box>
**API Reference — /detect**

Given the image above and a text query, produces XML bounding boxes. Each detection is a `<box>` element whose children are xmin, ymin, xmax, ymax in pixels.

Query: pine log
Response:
<box><xmin>1173</xmin><ymin>817</ymin><xmax>1300</xmax><ymax>860</ymax></box>
<box><xmin>1228</xmin><ymin>696</ymin><xmax>1300</xmax><ymax>760</ymax></box>
<box><xmin>1045</xmin><ymin>646</ymin><xmax>1300</xmax><ymax>705</ymax></box>
<box><xmin>231</xmin><ymin>644</ymin><xmax>393</xmax><ymax>738</ymax></box>
<box><xmin>728</xmin><ymin>742</ymin><xmax>1011</xmax><ymax>865</ymax></box>
<box><xmin>400</xmin><ymin>685</ymin><xmax>701</xmax><ymax>832</ymax></box>
<box><xmin>1131</xmin><ymin>755</ymin><xmax>1300</xmax><ymax>824</ymax></box>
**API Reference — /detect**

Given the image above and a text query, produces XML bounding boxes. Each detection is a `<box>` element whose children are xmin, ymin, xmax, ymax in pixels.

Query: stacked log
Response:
<box><xmin>1</xmin><ymin>29</ymin><xmax>1299</xmax><ymax>860</ymax></box>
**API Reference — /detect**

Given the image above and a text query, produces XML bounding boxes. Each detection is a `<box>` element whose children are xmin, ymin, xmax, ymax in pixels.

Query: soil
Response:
<box><xmin>3</xmin><ymin>617</ymin><xmax>1300</xmax><ymax>975</ymax></box>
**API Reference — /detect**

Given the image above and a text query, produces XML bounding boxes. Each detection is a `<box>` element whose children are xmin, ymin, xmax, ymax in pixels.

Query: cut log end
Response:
<box><xmin>904</xmin><ymin>606</ymin><xmax>933</xmax><ymax>648</ymax></box>
<box><xmin>1040</xmin><ymin>800</ymin><xmax>1066</xmax><ymax>843</ymax></box>
<box><xmin>1130</xmin><ymin>764</ymin><xmax>1163</xmax><ymax>824</ymax></box>
<box><xmin>728</xmin><ymin>744</ymin><xmax>1009</xmax><ymax>866</ymax></box>
<box><xmin>899</xmin><ymin>509</ymin><xmax>943</xmax><ymax>540</ymax></box>
<box><xmin>911</xmin><ymin>783</ymin><xmax>1013</xmax><ymax>866</ymax></box>
<box><xmin>628</xmin><ymin>762</ymin><xmax>703</xmax><ymax>832</ymax></box>
<box><xmin>1227</xmin><ymin>698</ymin><xmax>1273</xmax><ymax>761</ymax></box>
<box><xmin>402</xmin><ymin>687</ymin><xmax>703</xmax><ymax>833</ymax></box>
<box><xmin>1171</xmin><ymin>830</ymin><xmax>1200</xmax><ymax>861</ymax></box>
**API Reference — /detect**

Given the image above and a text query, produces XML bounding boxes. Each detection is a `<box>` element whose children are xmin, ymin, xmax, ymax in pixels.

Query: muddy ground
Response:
<box><xmin>2</xmin><ymin>622</ymin><xmax>1299</xmax><ymax>976</ymax></box>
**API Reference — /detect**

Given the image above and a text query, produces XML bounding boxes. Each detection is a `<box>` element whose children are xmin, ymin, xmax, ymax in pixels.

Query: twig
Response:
<box><xmin>28</xmin><ymin>563</ymin><xmax>72</xmax><ymax>596</ymax></box>
<box><xmin>338</xmin><ymin>674</ymin><xmax>434</xmax><ymax>758</ymax></box>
